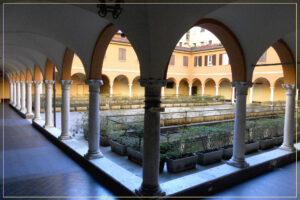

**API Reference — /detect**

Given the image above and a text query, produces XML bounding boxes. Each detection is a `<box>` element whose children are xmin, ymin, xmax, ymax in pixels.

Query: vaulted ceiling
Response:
<box><xmin>1</xmin><ymin>0</ymin><xmax>299</xmax><ymax>85</ymax></box>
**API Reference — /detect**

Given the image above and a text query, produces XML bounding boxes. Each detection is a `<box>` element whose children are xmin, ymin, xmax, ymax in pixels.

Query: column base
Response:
<box><xmin>33</xmin><ymin>117</ymin><xmax>42</xmax><ymax>121</ymax></box>
<box><xmin>16</xmin><ymin>106</ymin><xmax>21</xmax><ymax>110</ymax></box>
<box><xmin>279</xmin><ymin>144</ymin><xmax>296</xmax><ymax>152</ymax></box>
<box><xmin>58</xmin><ymin>135</ymin><xmax>73</xmax><ymax>140</ymax></box>
<box><xmin>25</xmin><ymin>113</ymin><xmax>34</xmax><ymax>119</ymax></box>
<box><xmin>135</xmin><ymin>184</ymin><xmax>165</xmax><ymax>197</ymax></box>
<box><xmin>21</xmin><ymin>109</ymin><xmax>26</xmax><ymax>113</ymax></box>
<box><xmin>227</xmin><ymin>157</ymin><xmax>249</xmax><ymax>168</ymax></box>
<box><xmin>84</xmin><ymin>151</ymin><xmax>103</xmax><ymax>160</ymax></box>
<box><xmin>44</xmin><ymin>124</ymin><xmax>54</xmax><ymax>129</ymax></box>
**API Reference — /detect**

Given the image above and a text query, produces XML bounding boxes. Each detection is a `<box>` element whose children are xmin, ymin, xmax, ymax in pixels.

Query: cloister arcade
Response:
<box><xmin>1</xmin><ymin>1</ymin><xmax>298</xmax><ymax>198</ymax></box>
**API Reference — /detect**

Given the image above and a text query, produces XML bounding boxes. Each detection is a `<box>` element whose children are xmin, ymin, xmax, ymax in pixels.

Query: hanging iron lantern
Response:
<box><xmin>97</xmin><ymin>0</ymin><xmax>124</xmax><ymax>19</ymax></box>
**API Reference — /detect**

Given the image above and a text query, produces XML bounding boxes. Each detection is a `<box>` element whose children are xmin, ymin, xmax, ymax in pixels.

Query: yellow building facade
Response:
<box><xmin>0</xmin><ymin>34</ymin><xmax>284</xmax><ymax>103</ymax></box>
<box><xmin>69</xmin><ymin>33</ymin><xmax>284</xmax><ymax>103</ymax></box>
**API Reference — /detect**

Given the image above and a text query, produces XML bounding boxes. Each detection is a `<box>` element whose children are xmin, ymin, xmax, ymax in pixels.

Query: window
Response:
<box><xmin>194</xmin><ymin>56</ymin><xmax>202</xmax><ymax>67</ymax></box>
<box><xmin>119</xmin><ymin>48</ymin><xmax>126</xmax><ymax>61</ymax></box>
<box><xmin>186</xmin><ymin>31</ymin><xmax>190</xmax><ymax>41</ymax></box>
<box><xmin>169</xmin><ymin>55</ymin><xmax>175</xmax><ymax>66</ymax></box>
<box><xmin>258</xmin><ymin>52</ymin><xmax>267</xmax><ymax>63</ymax></box>
<box><xmin>208</xmin><ymin>40</ymin><xmax>212</xmax><ymax>45</ymax></box>
<box><xmin>222</xmin><ymin>54</ymin><xmax>229</xmax><ymax>65</ymax></box>
<box><xmin>183</xmin><ymin>56</ymin><xmax>188</xmax><ymax>67</ymax></box>
<box><xmin>205</xmin><ymin>55</ymin><xmax>216</xmax><ymax>66</ymax></box>
<box><xmin>179</xmin><ymin>42</ymin><xmax>182</xmax><ymax>47</ymax></box>
<box><xmin>193</xmin><ymin>43</ymin><xmax>196</xmax><ymax>47</ymax></box>
<box><xmin>200</xmin><ymin>27</ymin><xmax>205</xmax><ymax>32</ymax></box>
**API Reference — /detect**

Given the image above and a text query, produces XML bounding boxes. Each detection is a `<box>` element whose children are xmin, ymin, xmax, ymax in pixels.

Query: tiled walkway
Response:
<box><xmin>0</xmin><ymin>103</ymin><xmax>120</xmax><ymax>199</ymax></box>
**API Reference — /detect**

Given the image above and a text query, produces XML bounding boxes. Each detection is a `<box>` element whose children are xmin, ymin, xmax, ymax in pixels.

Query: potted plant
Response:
<box><xmin>127</xmin><ymin>122</ymin><xmax>144</xmax><ymax>166</ymax></box>
<box><xmin>270</xmin><ymin>117</ymin><xmax>284</xmax><ymax>146</ymax></box>
<box><xmin>256</xmin><ymin>119</ymin><xmax>274</xmax><ymax>150</ymax></box>
<box><xmin>110</xmin><ymin>130</ymin><xmax>133</xmax><ymax>156</ymax></box>
<box><xmin>166</xmin><ymin>131</ymin><xmax>198</xmax><ymax>173</ymax></box>
<box><xmin>245</xmin><ymin>120</ymin><xmax>259</xmax><ymax>154</ymax></box>
<box><xmin>196</xmin><ymin>129</ymin><xmax>224</xmax><ymax>165</ymax></box>
<box><xmin>100</xmin><ymin>117</ymin><xmax>116</xmax><ymax>147</ymax></box>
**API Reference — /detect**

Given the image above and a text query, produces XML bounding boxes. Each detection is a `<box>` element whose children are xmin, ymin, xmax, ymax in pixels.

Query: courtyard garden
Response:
<box><xmin>75</xmin><ymin>111</ymin><xmax>300</xmax><ymax>174</ymax></box>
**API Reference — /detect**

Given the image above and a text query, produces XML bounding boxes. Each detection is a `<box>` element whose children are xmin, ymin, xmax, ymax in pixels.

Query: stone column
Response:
<box><xmin>270</xmin><ymin>87</ymin><xmax>275</xmax><ymax>103</ymax></box>
<box><xmin>280</xmin><ymin>84</ymin><xmax>296</xmax><ymax>152</ymax></box>
<box><xmin>13</xmin><ymin>82</ymin><xmax>17</xmax><ymax>106</ymax></box>
<box><xmin>161</xmin><ymin>87</ymin><xmax>165</xmax><ymax>98</ymax></box>
<box><xmin>25</xmin><ymin>81</ymin><xmax>34</xmax><ymax>118</ymax></box>
<box><xmin>33</xmin><ymin>81</ymin><xmax>42</xmax><ymax>120</ymax></box>
<box><xmin>231</xmin><ymin>87</ymin><xmax>235</xmax><ymax>104</ymax></box>
<box><xmin>129</xmin><ymin>83</ymin><xmax>132</xmax><ymax>97</ymax></box>
<box><xmin>176</xmin><ymin>85</ymin><xmax>179</xmax><ymax>97</ymax></box>
<box><xmin>16</xmin><ymin>81</ymin><xmax>21</xmax><ymax>109</ymax></box>
<box><xmin>59</xmin><ymin>80</ymin><xmax>73</xmax><ymax>140</ymax></box>
<box><xmin>201</xmin><ymin>85</ymin><xmax>205</xmax><ymax>96</ymax></box>
<box><xmin>20</xmin><ymin>81</ymin><xmax>26</xmax><ymax>112</ymax></box>
<box><xmin>9</xmin><ymin>81</ymin><xmax>13</xmax><ymax>104</ymax></box>
<box><xmin>136</xmin><ymin>79</ymin><xmax>166</xmax><ymax>196</ymax></box>
<box><xmin>215</xmin><ymin>85</ymin><xmax>219</xmax><ymax>96</ymax></box>
<box><xmin>84</xmin><ymin>79</ymin><xmax>103</xmax><ymax>160</ymax></box>
<box><xmin>44</xmin><ymin>80</ymin><xmax>55</xmax><ymax>128</ymax></box>
<box><xmin>227</xmin><ymin>81</ymin><xmax>252</xmax><ymax>168</ymax></box>
<box><xmin>189</xmin><ymin>86</ymin><xmax>192</xmax><ymax>96</ymax></box>
<box><xmin>249</xmin><ymin>87</ymin><xmax>253</xmax><ymax>103</ymax></box>
<box><xmin>110</xmin><ymin>84</ymin><xmax>113</xmax><ymax>98</ymax></box>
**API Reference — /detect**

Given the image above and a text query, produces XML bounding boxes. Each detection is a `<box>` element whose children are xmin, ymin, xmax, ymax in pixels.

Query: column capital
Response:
<box><xmin>25</xmin><ymin>81</ymin><xmax>33</xmax><ymax>84</ymax></box>
<box><xmin>44</xmin><ymin>80</ymin><xmax>55</xmax><ymax>85</ymax></box>
<box><xmin>60</xmin><ymin>80</ymin><xmax>73</xmax><ymax>86</ymax></box>
<box><xmin>33</xmin><ymin>81</ymin><xmax>43</xmax><ymax>85</ymax></box>
<box><xmin>139</xmin><ymin>78</ymin><xmax>167</xmax><ymax>87</ymax></box>
<box><xmin>282</xmin><ymin>84</ymin><xmax>296</xmax><ymax>96</ymax></box>
<box><xmin>231</xmin><ymin>81</ymin><xmax>252</xmax><ymax>96</ymax></box>
<box><xmin>85</xmin><ymin>79</ymin><xmax>103</xmax><ymax>93</ymax></box>
<box><xmin>128</xmin><ymin>83</ymin><xmax>133</xmax><ymax>86</ymax></box>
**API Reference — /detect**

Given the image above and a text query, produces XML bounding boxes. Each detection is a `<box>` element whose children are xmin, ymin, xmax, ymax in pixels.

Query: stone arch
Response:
<box><xmin>34</xmin><ymin>65</ymin><xmax>43</xmax><ymax>81</ymax></box>
<box><xmin>204</xmin><ymin>78</ymin><xmax>216</xmax><ymax>96</ymax></box>
<box><xmin>132</xmin><ymin>76</ymin><xmax>144</xmax><ymax>97</ymax></box>
<box><xmin>274</xmin><ymin>77</ymin><xmax>285</xmax><ymax>101</ymax></box>
<box><xmin>192</xmin><ymin>78</ymin><xmax>202</xmax><ymax>96</ymax></box>
<box><xmin>271</xmin><ymin>39</ymin><xmax>295</xmax><ymax>85</ymax></box>
<box><xmin>178</xmin><ymin>78</ymin><xmax>189</xmax><ymax>96</ymax></box>
<box><xmin>70</xmin><ymin>73</ymin><xmax>88</xmax><ymax>98</ymax></box>
<box><xmin>26</xmin><ymin>69</ymin><xmax>32</xmax><ymax>81</ymax></box>
<box><xmin>101</xmin><ymin>74</ymin><xmax>110</xmax><ymax>95</ymax></box>
<box><xmin>20</xmin><ymin>72</ymin><xmax>25</xmax><ymax>81</ymax></box>
<box><xmin>218</xmin><ymin>78</ymin><xmax>231</xmax><ymax>100</ymax></box>
<box><xmin>253</xmin><ymin>77</ymin><xmax>271</xmax><ymax>103</ymax></box>
<box><xmin>44</xmin><ymin>59</ymin><xmax>55</xmax><ymax>81</ymax></box>
<box><xmin>89</xmin><ymin>24</ymin><xmax>119</xmax><ymax>80</ymax></box>
<box><xmin>193</xmin><ymin>19</ymin><xmax>246</xmax><ymax>81</ymax></box>
<box><xmin>113</xmin><ymin>75</ymin><xmax>129</xmax><ymax>97</ymax></box>
<box><xmin>61</xmin><ymin>48</ymin><xmax>75</xmax><ymax>81</ymax></box>
<box><xmin>165</xmin><ymin>77</ymin><xmax>177</xmax><ymax>96</ymax></box>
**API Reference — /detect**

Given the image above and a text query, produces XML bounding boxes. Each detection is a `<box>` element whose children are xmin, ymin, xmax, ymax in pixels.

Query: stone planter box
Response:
<box><xmin>245</xmin><ymin>141</ymin><xmax>259</xmax><ymax>154</ymax></box>
<box><xmin>110</xmin><ymin>140</ymin><xmax>127</xmax><ymax>156</ymax></box>
<box><xmin>166</xmin><ymin>153</ymin><xmax>198</xmax><ymax>173</ymax></box>
<box><xmin>222</xmin><ymin>146</ymin><xmax>233</xmax><ymax>160</ymax></box>
<box><xmin>100</xmin><ymin>135</ymin><xmax>110</xmax><ymax>147</ymax></box>
<box><xmin>127</xmin><ymin>148</ymin><xmax>165</xmax><ymax>173</ymax></box>
<box><xmin>272</xmin><ymin>136</ymin><xmax>283</xmax><ymax>146</ymax></box>
<box><xmin>259</xmin><ymin>138</ymin><xmax>274</xmax><ymax>150</ymax></box>
<box><xmin>196</xmin><ymin>149</ymin><xmax>223</xmax><ymax>165</ymax></box>
<box><xmin>127</xmin><ymin>147</ymin><xmax>143</xmax><ymax>166</ymax></box>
